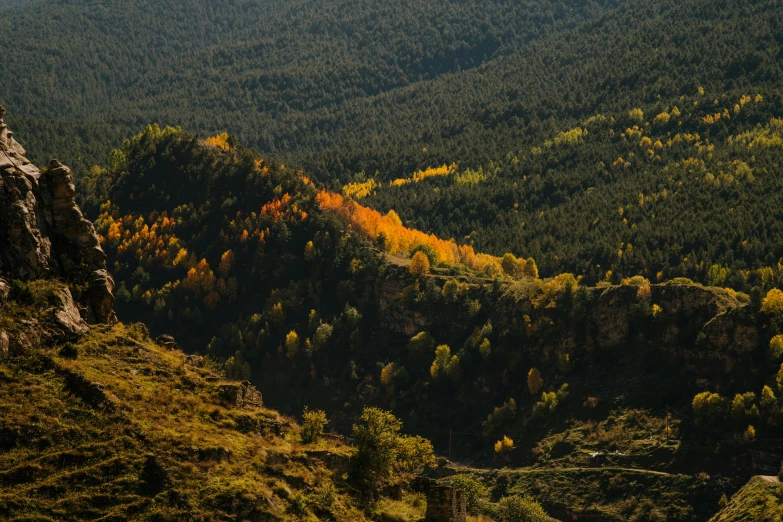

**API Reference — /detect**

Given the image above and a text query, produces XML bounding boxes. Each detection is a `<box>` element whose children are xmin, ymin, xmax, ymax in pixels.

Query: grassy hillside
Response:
<box><xmin>0</xmin><ymin>280</ymin><xmax>367</xmax><ymax>521</ymax></box>
<box><xmin>709</xmin><ymin>476</ymin><xmax>783</xmax><ymax>522</ymax></box>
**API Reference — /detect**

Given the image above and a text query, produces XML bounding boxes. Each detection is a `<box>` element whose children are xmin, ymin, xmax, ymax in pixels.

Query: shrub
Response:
<box><xmin>225</xmin><ymin>351</ymin><xmax>251</xmax><ymax>380</ymax></box>
<box><xmin>770</xmin><ymin>335</ymin><xmax>783</xmax><ymax>359</ymax></box>
<box><xmin>410</xmin><ymin>244</ymin><xmax>438</xmax><ymax>265</ymax></box>
<box><xmin>430</xmin><ymin>345</ymin><xmax>460</xmax><ymax>380</ymax></box>
<box><xmin>496</xmin><ymin>495</ymin><xmax>550</xmax><ymax>522</ymax></box>
<box><xmin>10</xmin><ymin>280</ymin><xmax>33</xmax><ymax>304</ymax></box>
<box><xmin>494</xmin><ymin>436</ymin><xmax>514</xmax><ymax>456</ymax></box>
<box><xmin>408</xmin><ymin>331</ymin><xmax>435</xmax><ymax>357</ymax></box>
<box><xmin>285</xmin><ymin>330</ymin><xmax>300</xmax><ymax>358</ymax></box>
<box><xmin>527</xmin><ymin>368</ymin><xmax>543</xmax><ymax>395</ymax></box>
<box><xmin>535</xmin><ymin>384</ymin><xmax>569</xmax><ymax>415</ymax></box>
<box><xmin>301</xmin><ymin>407</ymin><xmax>328</xmax><ymax>443</ymax></box>
<box><xmin>731</xmin><ymin>392</ymin><xmax>759</xmax><ymax>423</ymax></box>
<box><xmin>58</xmin><ymin>342</ymin><xmax>79</xmax><ymax>359</ymax></box>
<box><xmin>482</xmin><ymin>398</ymin><xmax>517</xmax><ymax>435</ymax></box>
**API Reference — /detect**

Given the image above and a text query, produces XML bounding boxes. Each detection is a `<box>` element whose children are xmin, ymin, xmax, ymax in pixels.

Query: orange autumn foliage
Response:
<box><xmin>205</xmin><ymin>132</ymin><xmax>231</xmax><ymax>151</ymax></box>
<box><xmin>316</xmin><ymin>191</ymin><xmax>501</xmax><ymax>272</ymax></box>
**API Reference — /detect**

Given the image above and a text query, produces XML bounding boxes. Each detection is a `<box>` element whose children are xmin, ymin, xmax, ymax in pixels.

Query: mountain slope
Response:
<box><xmin>0</xmin><ymin>284</ymin><xmax>363</xmax><ymax>520</ymax></box>
<box><xmin>0</xmin><ymin>0</ymin><xmax>624</xmax><ymax>172</ymax></box>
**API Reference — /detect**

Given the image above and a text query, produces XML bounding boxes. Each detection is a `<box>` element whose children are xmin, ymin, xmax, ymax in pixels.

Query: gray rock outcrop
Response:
<box><xmin>0</xmin><ymin>106</ymin><xmax>115</xmax><ymax>324</ymax></box>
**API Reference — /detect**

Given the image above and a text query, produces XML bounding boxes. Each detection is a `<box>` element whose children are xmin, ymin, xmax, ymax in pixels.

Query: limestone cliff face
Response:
<box><xmin>0</xmin><ymin>106</ymin><xmax>115</xmax><ymax>324</ymax></box>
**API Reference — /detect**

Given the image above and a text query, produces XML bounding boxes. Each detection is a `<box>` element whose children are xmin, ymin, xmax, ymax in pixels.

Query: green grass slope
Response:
<box><xmin>0</xmin><ymin>280</ymin><xmax>365</xmax><ymax>521</ymax></box>
<box><xmin>709</xmin><ymin>476</ymin><xmax>783</xmax><ymax>522</ymax></box>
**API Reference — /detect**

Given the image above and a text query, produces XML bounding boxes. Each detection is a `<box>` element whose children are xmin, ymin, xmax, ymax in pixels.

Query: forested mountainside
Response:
<box><xmin>68</xmin><ymin>124</ymin><xmax>783</xmax><ymax>519</ymax></box>
<box><xmin>2</xmin><ymin>0</ymin><xmax>780</xmax><ymax>184</ymax></box>
<box><xmin>0</xmin><ymin>0</ymin><xmax>625</xmax><ymax>172</ymax></box>
<box><xmin>360</xmin><ymin>94</ymin><xmax>783</xmax><ymax>287</ymax></box>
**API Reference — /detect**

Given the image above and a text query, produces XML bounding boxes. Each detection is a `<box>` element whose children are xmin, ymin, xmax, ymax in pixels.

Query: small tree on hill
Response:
<box><xmin>527</xmin><ymin>368</ymin><xmax>543</xmax><ymax>395</ymax></box>
<box><xmin>301</xmin><ymin>407</ymin><xmax>328</xmax><ymax>443</ymax></box>
<box><xmin>352</xmin><ymin>407</ymin><xmax>435</xmax><ymax>495</ymax></box>
<box><xmin>409</xmin><ymin>251</ymin><xmax>430</xmax><ymax>276</ymax></box>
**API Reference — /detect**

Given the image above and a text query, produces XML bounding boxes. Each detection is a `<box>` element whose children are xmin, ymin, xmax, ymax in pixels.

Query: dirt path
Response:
<box><xmin>450</xmin><ymin>463</ymin><xmax>673</xmax><ymax>477</ymax></box>
<box><xmin>760</xmin><ymin>475</ymin><xmax>780</xmax><ymax>483</ymax></box>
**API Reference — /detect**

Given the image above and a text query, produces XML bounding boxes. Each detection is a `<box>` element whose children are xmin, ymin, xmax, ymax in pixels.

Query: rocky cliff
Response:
<box><xmin>0</xmin><ymin>106</ymin><xmax>115</xmax><ymax>324</ymax></box>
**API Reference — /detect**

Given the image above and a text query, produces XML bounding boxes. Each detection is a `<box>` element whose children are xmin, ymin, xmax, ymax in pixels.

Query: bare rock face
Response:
<box><xmin>0</xmin><ymin>106</ymin><xmax>115</xmax><ymax>324</ymax></box>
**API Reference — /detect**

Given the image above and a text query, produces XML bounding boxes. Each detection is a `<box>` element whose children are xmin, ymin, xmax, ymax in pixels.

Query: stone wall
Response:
<box><xmin>424</xmin><ymin>484</ymin><xmax>467</xmax><ymax>522</ymax></box>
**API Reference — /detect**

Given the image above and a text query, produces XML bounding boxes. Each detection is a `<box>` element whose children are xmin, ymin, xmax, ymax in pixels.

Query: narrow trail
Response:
<box><xmin>449</xmin><ymin>463</ymin><xmax>673</xmax><ymax>477</ymax></box>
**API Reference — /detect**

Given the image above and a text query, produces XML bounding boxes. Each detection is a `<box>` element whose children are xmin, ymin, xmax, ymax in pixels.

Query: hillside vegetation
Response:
<box><xmin>68</xmin><ymin>125</ymin><xmax>783</xmax><ymax>519</ymax></box>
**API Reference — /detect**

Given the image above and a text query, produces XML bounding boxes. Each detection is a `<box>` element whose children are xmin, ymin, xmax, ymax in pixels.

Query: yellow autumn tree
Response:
<box><xmin>409</xmin><ymin>251</ymin><xmax>431</xmax><ymax>276</ymax></box>
<box><xmin>527</xmin><ymin>368</ymin><xmax>543</xmax><ymax>395</ymax></box>
<box><xmin>285</xmin><ymin>331</ymin><xmax>300</xmax><ymax>358</ymax></box>
<box><xmin>761</xmin><ymin>289</ymin><xmax>783</xmax><ymax>315</ymax></box>
<box><xmin>218</xmin><ymin>249</ymin><xmax>234</xmax><ymax>278</ymax></box>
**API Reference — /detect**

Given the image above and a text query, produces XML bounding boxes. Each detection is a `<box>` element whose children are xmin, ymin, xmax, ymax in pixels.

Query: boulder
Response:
<box><xmin>217</xmin><ymin>381</ymin><xmax>263</xmax><ymax>409</ymax></box>
<box><xmin>52</xmin><ymin>288</ymin><xmax>89</xmax><ymax>337</ymax></box>
<box><xmin>184</xmin><ymin>355</ymin><xmax>204</xmax><ymax>367</ymax></box>
<box><xmin>0</xmin><ymin>330</ymin><xmax>8</xmax><ymax>359</ymax></box>
<box><xmin>0</xmin><ymin>278</ymin><xmax>9</xmax><ymax>305</ymax></box>
<box><xmin>155</xmin><ymin>334</ymin><xmax>178</xmax><ymax>350</ymax></box>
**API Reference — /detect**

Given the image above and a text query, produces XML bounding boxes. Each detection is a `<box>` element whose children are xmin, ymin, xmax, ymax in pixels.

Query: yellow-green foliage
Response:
<box><xmin>482</xmin><ymin>398</ymin><xmax>517</xmax><ymax>435</ymax></box>
<box><xmin>527</xmin><ymin>368</ymin><xmax>544</xmax><ymax>395</ymax></box>
<box><xmin>430</xmin><ymin>344</ymin><xmax>460</xmax><ymax>380</ymax></box>
<box><xmin>693</xmin><ymin>391</ymin><xmax>729</xmax><ymax>422</ymax></box>
<box><xmin>769</xmin><ymin>335</ymin><xmax>783</xmax><ymax>360</ymax></box>
<box><xmin>301</xmin><ymin>406</ymin><xmax>328</xmax><ymax>443</ymax></box>
<box><xmin>553</xmin><ymin>127</ymin><xmax>587</xmax><ymax>146</ymax></box>
<box><xmin>0</xmin><ymin>313</ymin><xmax>366</xmax><ymax>521</ymax></box>
<box><xmin>494</xmin><ymin>435</ymin><xmax>514</xmax><ymax>455</ymax></box>
<box><xmin>343</xmin><ymin>178</ymin><xmax>378</xmax><ymax>199</ymax></box>
<box><xmin>761</xmin><ymin>289</ymin><xmax>783</xmax><ymax>315</ymax></box>
<box><xmin>709</xmin><ymin>476</ymin><xmax>783</xmax><ymax>522</ymax></box>
<box><xmin>629</xmin><ymin>108</ymin><xmax>645</xmax><ymax>121</ymax></box>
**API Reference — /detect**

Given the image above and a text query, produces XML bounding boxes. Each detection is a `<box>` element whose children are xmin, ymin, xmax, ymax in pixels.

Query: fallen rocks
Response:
<box><xmin>155</xmin><ymin>334</ymin><xmax>178</xmax><ymax>350</ymax></box>
<box><xmin>184</xmin><ymin>354</ymin><xmax>204</xmax><ymax>367</ymax></box>
<box><xmin>217</xmin><ymin>381</ymin><xmax>263</xmax><ymax>409</ymax></box>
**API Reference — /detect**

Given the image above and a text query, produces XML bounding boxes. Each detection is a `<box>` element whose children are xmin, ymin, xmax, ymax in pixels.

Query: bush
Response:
<box><xmin>408</xmin><ymin>331</ymin><xmax>435</xmax><ymax>357</ymax></box>
<box><xmin>58</xmin><ymin>342</ymin><xmax>79</xmax><ymax>359</ymax></box>
<box><xmin>482</xmin><ymin>398</ymin><xmax>517</xmax><ymax>435</ymax></box>
<box><xmin>496</xmin><ymin>495</ymin><xmax>551</xmax><ymax>522</ymax></box>
<box><xmin>494</xmin><ymin>436</ymin><xmax>514</xmax><ymax>456</ymax></box>
<box><xmin>527</xmin><ymin>368</ymin><xmax>543</xmax><ymax>395</ymax></box>
<box><xmin>10</xmin><ymin>280</ymin><xmax>33</xmax><ymax>304</ymax></box>
<box><xmin>301</xmin><ymin>407</ymin><xmax>328</xmax><ymax>443</ymax></box>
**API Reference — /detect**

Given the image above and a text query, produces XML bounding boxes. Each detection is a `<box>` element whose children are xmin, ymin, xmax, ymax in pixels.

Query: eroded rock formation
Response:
<box><xmin>0</xmin><ymin>106</ymin><xmax>115</xmax><ymax>324</ymax></box>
